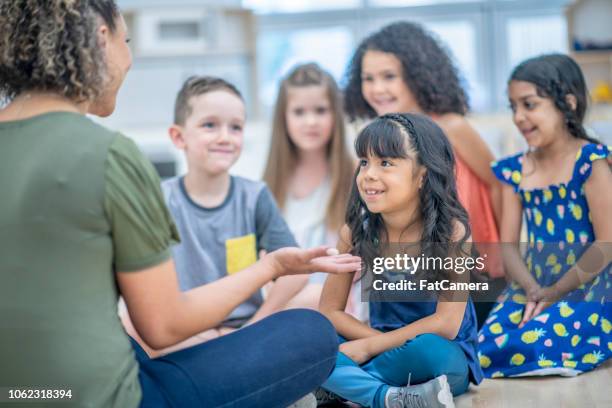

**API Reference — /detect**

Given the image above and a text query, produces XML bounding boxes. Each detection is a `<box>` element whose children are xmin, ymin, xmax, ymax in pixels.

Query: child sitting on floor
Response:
<box><xmin>123</xmin><ymin>76</ymin><xmax>307</xmax><ymax>356</ymax></box>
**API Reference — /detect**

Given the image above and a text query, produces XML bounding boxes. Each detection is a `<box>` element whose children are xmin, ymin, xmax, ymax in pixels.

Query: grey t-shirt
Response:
<box><xmin>162</xmin><ymin>175</ymin><xmax>297</xmax><ymax>326</ymax></box>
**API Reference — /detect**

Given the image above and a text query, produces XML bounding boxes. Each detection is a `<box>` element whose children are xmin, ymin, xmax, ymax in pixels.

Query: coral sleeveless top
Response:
<box><xmin>455</xmin><ymin>153</ymin><xmax>504</xmax><ymax>277</ymax></box>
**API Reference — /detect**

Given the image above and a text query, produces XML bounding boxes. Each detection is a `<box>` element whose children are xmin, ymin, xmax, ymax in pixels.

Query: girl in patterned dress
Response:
<box><xmin>478</xmin><ymin>54</ymin><xmax>611</xmax><ymax>378</ymax></box>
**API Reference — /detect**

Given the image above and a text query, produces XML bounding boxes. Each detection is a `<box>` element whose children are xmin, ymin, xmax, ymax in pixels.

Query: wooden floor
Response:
<box><xmin>456</xmin><ymin>360</ymin><xmax>612</xmax><ymax>408</ymax></box>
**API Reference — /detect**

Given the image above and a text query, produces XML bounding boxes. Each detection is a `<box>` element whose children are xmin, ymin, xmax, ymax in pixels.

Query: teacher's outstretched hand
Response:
<box><xmin>267</xmin><ymin>246</ymin><xmax>361</xmax><ymax>277</ymax></box>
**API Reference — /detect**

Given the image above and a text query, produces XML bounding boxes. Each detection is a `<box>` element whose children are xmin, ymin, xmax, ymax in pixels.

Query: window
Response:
<box><xmin>248</xmin><ymin>0</ymin><xmax>570</xmax><ymax>113</ymax></box>
<box><xmin>489</xmin><ymin>12</ymin><xmax>568</xmax><ymax>107</ymax></box>
<box><xmin>506</xmin><ymin>14</ymin><xmax>567</xmax><ymax>71</ymax></box>
<box><xmin>243</xmin><ymin>0</ymin><xmax>360</xmax><ymax>14</ymax></box>
<box><xmin>257</xmin><ymin>26</ymin><xmax>354</xmax><ymax>111</ymax></box>
<box><xmin>427</xmin><ymin>20</ymin><xmax>485</xmax><ymax>111</ymax></box>
<box><xmin>158</xmin><ymin>22</ymin><xmax>200</xmax><ymax>41</ymax></box>
<box><xmin>371</xmin><ymin>0</ymin><xmax>470</xmax><ymax>6</ymax></box>
<box><xmin>135</xmin><ymin>10</ymin><xmax>209</xmax><ymax>56</ymax></box>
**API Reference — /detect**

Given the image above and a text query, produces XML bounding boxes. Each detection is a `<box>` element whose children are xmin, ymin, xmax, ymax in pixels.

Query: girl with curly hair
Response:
<box><xmin>344</xmin><ymin>21</ymin><xmax>504</xmax><ymax>280</ymax></box>
<box><xmin>318</xmin><ymin>113</ymin><xmax>483</xmax><ymax>408</ymax></box>
<box><xmin>478</xmin><ymin>54</ymin><xmax>611</xmax><ymax>378</ymax></box>
<box><xmin>0</xmin><ymin>1</ymin><xmax>361</xmax><ymax>407</ymax></box>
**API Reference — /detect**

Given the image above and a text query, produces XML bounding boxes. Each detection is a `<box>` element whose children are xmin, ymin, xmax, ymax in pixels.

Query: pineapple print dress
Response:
<box><xmin>478</xmin><ymin>143</ymin><xmax>611</xmax><ymax>377</ymax></box>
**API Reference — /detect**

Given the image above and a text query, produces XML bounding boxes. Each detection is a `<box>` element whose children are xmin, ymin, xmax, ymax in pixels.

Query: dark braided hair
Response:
<box><xmin>509</xmin><ymin>54</ymin><xmax>600</xmax><ymax>144</ymax></box>
<box><xmin>346</xmin><ymin>113</ymin><xmax>470</xmax><ymax>280</ymax></box>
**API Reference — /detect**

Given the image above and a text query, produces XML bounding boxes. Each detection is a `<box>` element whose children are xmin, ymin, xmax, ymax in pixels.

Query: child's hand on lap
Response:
<box><xmin>530</xmin><ymin>286</ymin><xmax>561</xmax><ymax>320</ymax></box>
<box><xmin>519</xmin><ymin>285</ymin><xmax>561</xmax><ymax>327</ymax></box>
<box><xmin>339</xmin><ymin>338</ymin><xmax>376</xmax><ymax>365</ymax></box>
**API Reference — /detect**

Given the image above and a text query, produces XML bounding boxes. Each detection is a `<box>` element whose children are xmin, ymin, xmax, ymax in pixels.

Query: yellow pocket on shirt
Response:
<box><xmin>225</xmin><ymin>234</ymin><xmax>257</xmax><ymax>275</ymax></box>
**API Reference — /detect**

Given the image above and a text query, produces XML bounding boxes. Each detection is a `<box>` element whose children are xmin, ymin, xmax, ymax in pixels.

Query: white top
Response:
<box><xmin>284</xmin><ymin>178</ymin><xmax>335</xmax><ymax>283</ymax></box>
<box><xmin>284</xmin><ymin>177</ymin><xmax>333</xmax><ymax>248</ymax></box>
<box><xmin>284</xmin><ymin>177</ymin><xmax>366</xmax><ymax>320</ymax></box>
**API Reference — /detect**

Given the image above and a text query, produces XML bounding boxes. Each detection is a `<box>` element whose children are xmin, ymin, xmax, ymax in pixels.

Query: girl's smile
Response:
<box><xmin>363</xmin><ymin>187</ymin><xmax>385</xmax><ymax>198</ymax></box>
<box><xmin>508</xmin><ymin>80</ymin><xmax>570</xmax><ymax>149</ymax></box>
<box><xmin>361</xmin><ymin>50</ymin><xmax>421</xmax><ymax>115</ymax></box>
<box><xmin>362</xmin><ymin>185</ymin><xmax>386</xmax><ymax>203</ymax></box>
<box><xmin>356</xmin><ymin>154</ymin><xmax>423</xmax><ymax>216</ymax></box>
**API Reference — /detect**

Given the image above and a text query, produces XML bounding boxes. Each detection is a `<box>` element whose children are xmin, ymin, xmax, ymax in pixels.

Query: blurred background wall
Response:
<box><xmin>95</xmin><ymin>0</ymin><xmax>612</xmax><ymax>179</ymax></box>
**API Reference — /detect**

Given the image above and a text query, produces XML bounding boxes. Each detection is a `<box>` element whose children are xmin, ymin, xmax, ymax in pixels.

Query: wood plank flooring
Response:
<box><xmin>456</xmin><ymin>360</ymin><xmax>612</xmax><ymax>408</ymax></box>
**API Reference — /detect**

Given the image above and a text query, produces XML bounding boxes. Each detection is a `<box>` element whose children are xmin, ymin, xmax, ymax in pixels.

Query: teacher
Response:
<box><xmin>0</xmin><ymin>1</ymin><xmax>360</xmax><ymax>407</ymax></box>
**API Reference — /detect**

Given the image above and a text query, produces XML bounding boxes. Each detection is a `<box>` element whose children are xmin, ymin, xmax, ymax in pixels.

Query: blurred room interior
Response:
<box><xmin>96</xmin><ymin>0</ymin><xmax>612</xmax><ymax>180</ymax></box>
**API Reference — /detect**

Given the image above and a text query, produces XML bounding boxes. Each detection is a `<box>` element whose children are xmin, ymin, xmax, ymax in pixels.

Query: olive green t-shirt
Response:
<box><xmin>0</xmin><ymin>112</ymin><xmax>179</xmax><ymax>407</ymax></box>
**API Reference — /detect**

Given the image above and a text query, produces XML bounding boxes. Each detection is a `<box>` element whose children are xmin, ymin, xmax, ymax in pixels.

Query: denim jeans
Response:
<box><xmin>134</xmin><ymin>309</ymin><xmax>339</xmax><ymax>408</ymax></box>
<box><xmin>322</xmin><ymin>333</ymin><xmax>470</xmax><ymax>408</ymax></box>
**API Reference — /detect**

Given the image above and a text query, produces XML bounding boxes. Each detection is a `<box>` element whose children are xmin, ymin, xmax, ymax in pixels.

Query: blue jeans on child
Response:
<box><xmin>133</xmin><ymin>309</ymin><xmax>338</xmax><ymax>408</ymax></box>
<box><xmin>322</xmin><ymin>333</ymin><xmax>470</xmax><ymax>408</ymax></box>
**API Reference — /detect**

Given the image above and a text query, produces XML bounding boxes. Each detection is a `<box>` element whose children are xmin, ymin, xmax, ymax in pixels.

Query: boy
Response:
<box><xmin>125</xmin><ymin>76</ymin><xmax>309</xmax><ymax>356</ymax></box>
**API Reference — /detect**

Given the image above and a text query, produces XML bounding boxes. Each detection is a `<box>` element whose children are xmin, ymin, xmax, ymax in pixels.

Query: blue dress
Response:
<box><xmin>478</xmin><ymin>143</ymin><xmax>611</xmax><ymax>377</ymax></box>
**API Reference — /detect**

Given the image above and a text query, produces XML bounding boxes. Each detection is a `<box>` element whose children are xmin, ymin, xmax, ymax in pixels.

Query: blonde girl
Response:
<box><xmin>264</xmin><ymin>63</ymin><xmax>355</xmax><ymax>309</ymax></box>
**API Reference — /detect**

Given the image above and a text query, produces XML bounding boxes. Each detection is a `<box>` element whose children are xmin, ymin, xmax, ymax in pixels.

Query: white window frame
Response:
<box><xmin>251</xmin><ymin>0</ymin><xmax>570</xmax><ymax>113</ymax></box>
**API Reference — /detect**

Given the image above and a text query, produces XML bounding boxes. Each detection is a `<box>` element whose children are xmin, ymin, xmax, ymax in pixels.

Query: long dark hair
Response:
<box><xmin>509</xmin><ymin>53</ymin><xmax>599</xmax><ymax>144</ymax></box>
<box><xmin>346</xmin><ymin>113</ymin><xmax>470</xmax><ymax>278</ymax></box>
<box><xmin>343</xmin><ymin>21</ymin><xmax>468</xmax><ymax>122</ymax></box>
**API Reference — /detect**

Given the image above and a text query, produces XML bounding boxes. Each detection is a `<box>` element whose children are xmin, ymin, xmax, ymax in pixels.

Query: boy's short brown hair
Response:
<box><xmin>174</xmin><ymin>76</ymin><xmax>244</xmax><ymax>125</ymax></box>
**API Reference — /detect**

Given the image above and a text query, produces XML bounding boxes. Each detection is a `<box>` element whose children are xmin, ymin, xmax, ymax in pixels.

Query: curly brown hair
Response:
<box><xmin>0</xmin><ymin>0</ymin><xmax>119</xmax><ymax>103</ymax></box>
<box><xmin>344</xmin><ymin>21</ymin><xmax>469</xmax><ymax>121</ymax></box>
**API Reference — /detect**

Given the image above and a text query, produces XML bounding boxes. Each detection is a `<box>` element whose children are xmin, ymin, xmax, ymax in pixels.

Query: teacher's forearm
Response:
<box><xmin>168</xmin><ymin>257</ymin><xmax>278</xmax><ymax>343</ymax></box>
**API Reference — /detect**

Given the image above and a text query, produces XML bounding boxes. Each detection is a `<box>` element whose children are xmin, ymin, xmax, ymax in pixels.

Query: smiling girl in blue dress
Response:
<box><xmin>478</xmin><ymin>54</ymin><xmax>611</xmax><ymax>378</ymax></box>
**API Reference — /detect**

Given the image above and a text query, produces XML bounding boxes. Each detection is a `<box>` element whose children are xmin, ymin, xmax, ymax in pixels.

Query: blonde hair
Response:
<box><xmin>0</xmin><ymin>0</ymin><xmax>119</xmax><ymax>103</ymax></box>
<box><xmin>263</xmin><ymin>63</ymin><xmax>354</xmax><ymax>231</ymax></box>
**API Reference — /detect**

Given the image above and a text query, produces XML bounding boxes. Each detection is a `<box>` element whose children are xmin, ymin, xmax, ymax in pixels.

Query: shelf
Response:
<box><xmin>571</xmin><ymin>50</ymin><xmax>612</xmax><ymax>64</ymax></box>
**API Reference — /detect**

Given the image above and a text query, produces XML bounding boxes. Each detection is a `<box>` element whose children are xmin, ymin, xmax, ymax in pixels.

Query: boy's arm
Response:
<box><xmin>249</xmin><ymin>274</ymin><xmax>309</xmax><ymax>323</ymax></box>
<box><xmin>250</xmin><ymin>187</ymin><xmax>309</xmax><ymax>318</ymax></box>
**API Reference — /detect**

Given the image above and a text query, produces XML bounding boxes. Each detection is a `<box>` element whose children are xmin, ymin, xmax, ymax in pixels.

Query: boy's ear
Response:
<box><xmin>566</xmin><ymin>93</ymin><xmax>577</xmax><ymax>112</ymax></box>
<box><xmin>168</xmin><ymin>125</ymin><xmax>186</xmax><ymax>149</ymax></box>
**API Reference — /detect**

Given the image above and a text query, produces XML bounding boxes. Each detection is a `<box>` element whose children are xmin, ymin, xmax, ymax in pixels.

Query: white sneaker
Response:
<box><xmin>385</xmin><ymin>375</ymin><xmax>455</xmax><ymax>408</ymax></box>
